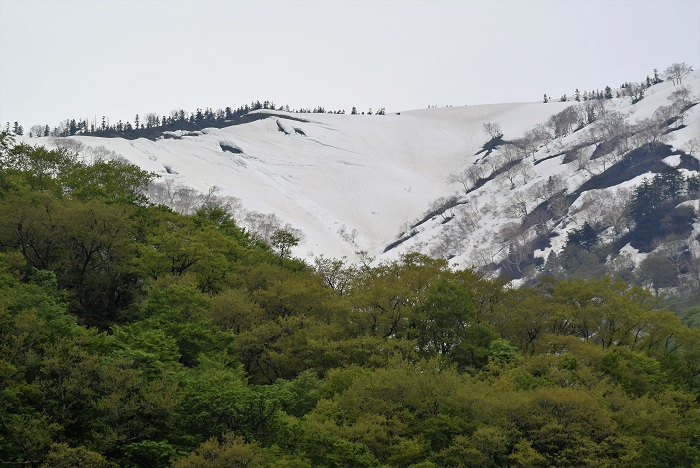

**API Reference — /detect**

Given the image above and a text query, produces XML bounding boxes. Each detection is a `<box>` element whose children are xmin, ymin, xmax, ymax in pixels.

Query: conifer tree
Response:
<box><xmin>566</xmin><ymin>222</ymin><xmax>598</xmax><ymax>251</ymax></box>
<box><xmin>630</xmin><ymin>179</ymin><xmax>664</xmax><ymax>247</ymax></box>
<box><xmin>655</xmin><ymin>166</ymin><xmax>684</xmax><ymax>201</ymax></box>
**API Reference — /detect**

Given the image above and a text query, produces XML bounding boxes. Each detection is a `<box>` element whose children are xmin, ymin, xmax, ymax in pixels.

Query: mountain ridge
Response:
<box><xmin>16</xmin><ymin>69</ymin><xmax>700</xmax><ymax>287</ymax></box>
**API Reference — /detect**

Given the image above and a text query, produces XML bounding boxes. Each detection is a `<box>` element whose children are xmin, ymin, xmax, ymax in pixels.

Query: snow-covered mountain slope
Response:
<box><xmin>29</xmin><ymin>71</ymin><xmax>700</xmax><ymax>272</ymax></box>
<box><xmin>392</xmin><ymin>74</ymin><xmax>700</xmax><ymax>267</ymax></box>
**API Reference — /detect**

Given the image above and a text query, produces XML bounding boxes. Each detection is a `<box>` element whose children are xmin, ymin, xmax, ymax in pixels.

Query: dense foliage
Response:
<box><xmin>1</xmin><ymin>132</ymin><xmax>699</xmax><ymax>466</ymax></box>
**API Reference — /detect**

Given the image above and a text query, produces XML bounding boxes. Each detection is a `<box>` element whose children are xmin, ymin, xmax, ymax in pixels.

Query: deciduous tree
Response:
<box><xmin>664</xmin><ymin>62</ymin><xmax>693</xmax><ymax>85</ymax></box>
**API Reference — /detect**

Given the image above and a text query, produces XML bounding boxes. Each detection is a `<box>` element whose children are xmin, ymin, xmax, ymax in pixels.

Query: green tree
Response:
<box><xmin>628</xmin><ymin>174</ymin><xmax>687</xmax><ymax>250</ymax></box>
<box><xmin>637</xmin><ymin>255</ymin><xmax>677</xmax><ymax>294</ymax></box>
<box><xmin>412</xmin><ymin>279</ymin><xmax>498</xmax><ymax>371</ymax></box>
<box><xmin>133</xmin><ymin>208</ymin><xmax>237</xmax><ymax>292</ymax></box>
<box><xmin>636</xmin><ymin>438</ymin><xmax>700</xmax><ymax>468</ymax></box>
<box><xmin>488</xmin><ymin>338</ymin><xmax>520</xmax><ymax>364</ymax></box>
<box><xmin>566</xmin><ymin>222</ymin><xmax>598</xmax><ymax>252</ymax></box>
<box><xmin>41</xmin><ymin>444</ymin><xmax>118</xmax><ymax>468</ymax></box>
<box><xmin>655</xmin><ymin>166</ymin><xmax>684</xmax><ymax>201</ymax></box>
<box><xmin>0</xmin><ymin>143</ymin><xmax>76</xmax><ymax>192</ymax></box>
<box><xmin>270</xmin><ymin>229</ymin><xmax>299</xmax><ymax>265</ymax></box>
<box><xmin>414</xmin><ymin>280</ymin><xmax>476</xmax><ymax>355</ymax></box>
<box><xmin>306</xmin><ymin>358</ymin><xmax>468</xmax><ymax>464</ymax></box>
<box><xmin>173</xmin><ymin>433</ymin><xmax>263</xmax><ymax>468</ymax></box>
<box><xmin>349</xmin><ymin>253</ymin><xmax>449</xmax><ymax>339</ymax></box>
<box><xmin>59</xmin><ymin>159</ymin><xmax>157</xmax><ymax>205</ymax></box>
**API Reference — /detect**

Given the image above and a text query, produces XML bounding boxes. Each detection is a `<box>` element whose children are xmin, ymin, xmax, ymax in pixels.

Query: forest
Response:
<box><xmin>1</xmin><ymin>131</ymin><xmax>699</xmax><ymax>467</ymax></box>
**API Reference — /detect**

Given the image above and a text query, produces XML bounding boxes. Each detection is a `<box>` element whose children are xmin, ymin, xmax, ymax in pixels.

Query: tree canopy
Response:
<box><xmin>0</xmin><ymin>134</ymin><xmax>699</xmax><ymax>466</ymax></box>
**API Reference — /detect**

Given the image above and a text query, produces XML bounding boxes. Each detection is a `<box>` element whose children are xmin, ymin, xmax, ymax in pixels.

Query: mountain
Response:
<box><xmin>22</xmin><ymin>69</ymin><xmax>700</xmax><ymax>283</ymax></box>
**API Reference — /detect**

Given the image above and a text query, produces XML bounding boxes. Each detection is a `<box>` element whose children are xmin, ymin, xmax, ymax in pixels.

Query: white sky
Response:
<box><xmin>1</xmin><ymin>0</ymin><xmax>699</xmax><ymax>129</ymax></box>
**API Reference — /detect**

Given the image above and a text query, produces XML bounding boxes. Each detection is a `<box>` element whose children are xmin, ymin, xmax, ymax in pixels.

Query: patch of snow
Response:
<box><xmin>663</xmin><ymin>155</ymin><xmax>682</xmax><ymax>167</ymax></box>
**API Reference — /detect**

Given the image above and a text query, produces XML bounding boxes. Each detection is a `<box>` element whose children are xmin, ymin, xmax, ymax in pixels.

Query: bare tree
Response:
<box><xmin>568</xmin><ymin>146</ymin><xmax>594</xmax><ymax>175</ymax></box>
<box><xmin>430</xmin><ymin>227</ymin><xmax>462</xmax><ymax>259</ymax></box>
<box><xmin>501</xmin><ymin>229</ymin><xmax>537</xmax><ymax>274</ymax></box>
<box><xmin>532</xmin><ymin>124</ymin><xmax>554</xmax><ymax>152</ymax></box>
<box><xmin>447</xmin><ymin>170</ymin><xmax>470</xmax><ymax>194</ymax></box>
<box><xmin>683</xmin><ymin>138</ymin><xmax>699</xmax><ymax>156</ymax></box>
<box><xmin>609</xmin><ymin>187</ymin><xmax>634</xmax><ymax>236</ymax></box>
<box><xmin>473</xmin><ymin>246</ymin><xmax>500</xmax><ymax>270</ymax></box>
<box><xmin>599</xmin><ymin>147</ymin><xmax>620</xmax><ymax>171</ymax></box>
<box><xmin>498</xmin><ymin>222</ymin><xmax>523</xmax><ymax>243</ymax></box>
<box><xmin>172</xmin><ymin>185</ymin><xmax>201</xmax><ymax>214</ymax></box>
<box><xmin>588</xmin><ymin>110</ymin><xmax>632</xmax><ymax>158</ymax></box>
<box><xmin>658</xmin><ymin>103</ymin><xmax>678</xmax><ymax>121</ymax></box>
<box><xmin>632</xmin><ymin>116</ymin><xmax>672</xmax><ymax>149</ymax></box>
<box><xmin>80</xmin><ymin>145</ymin><xmax>122</xmax><ymax>165</ymax></box>
<box><xmin>49</xmin><ymin>136</ymin><xmax>85</xmax><ymax>155</ymax></box>
<box><xmin>161</xmin><ymin>178</ymin><xmax>179</xmax><ymax>205</ymax></box>
<box><xmin>548</xmin><ymin>192</ymin><xmax>571</xmax><ymax>219</ymax></box>
<box><xmin>606</xmin><ymin>252</ymin><xmax>635</xmax><ymax>281</ymax></box>
<box><xmin>513</xmin><ymin>133</ymin><xmax>540</xmax><ymax>159</ymax></box>
<box><xmin>667</xmin><ymin>87</ymin><xmax>697</xmax><ymax>127</ymax></box>
<box><xmin>486</xmin><ymin>153</ymin><xmax>505</xmax><ymax>173</ymax></box>
<box><xmin>687</xmin><ymin>241</ymin><xmax>700</xmax><ymax>288</ymax></box>
<box><xmin>498</xmin><ymin>142</ymin><xmax>523</xmax><ymax>164</ymax></box>
<box><xmin>448</xmin><ymin>165</ymin><xmax>485</xmax><ymax>193</ymax></box>
<box><xmin>547</xmin><ymin>105</ymin><xmax>579</xmax><ymax>138</ymax></box>
<box><xmin>453</xmin><ymin>201</ymin><xmax>480</xmax><ymax>235</ymax></box>
<box><xmin>148</xmin><ymin>179</ymin><xmax>208</xmax><ymax>214</ymax></box>
<box><xmin>594</xmin><ymin>110</ymin><xmax>629</xmax><ymax>141</ymax></box>
<box><xmin>621</xmin><ymin>82</ymin><xmax>646</xmax><ymax>103</ymax></box>
<box><xmin>29</xmin><ymin>125</ymin><xmax>44</xmax><ymax>138</ymax></box>
<box><xmin>518</xmin><ymin>160</ymin><xmax>535</xmax><ymax>184</ymax></box>
<box><xmin>527</xmin><ymin>181</ymin><xmax>549</xmax><ymax>205</ymax></box>
<box><xmin>467</xmin><ymin>165</ymin><xmax>486</xmax><ymax>186</ymax></box>
<box><xmin>572</xmin><ymin>187</ymin><xmax>631</xmax><ymax>236</ymax></box>
<box><xmin>661</xmin><ymin>240</ymin><xmax>690</xmax><ymax>288</ymax></box>
<box><xmin>245</xmin><ymin>212</ymin><xmax>282</xmax><ymax>243</ymax></box>
<box><xmin>576</xmin><ymin>100</ymin><xmax>598</xmax><ymax>126</ymax></box>
<box><xmin>545</xmin><ymin>174</ymin><xmax>566</xmax><ymax>196</ymax></box>
<box><xmin>501</xmin><ymin>164</ymin><xmax>519</xmax><ymax>190</ymax></box>
<box><xmin>668</xmin><ymin>86</ymin><xmax>693</xmax><ymax>108</ymax></box>
<box><xmin>529</xmin><ymin>175</ymin><xmax>565</xmax><ymax>205</ymax></box>
<box><xmin>482</xmin><ymin>122</ymin><xmax>503</xmax><ymax>139</ymax></box>
<box><xmin>503</xmin><ymin>190</ymin><xmax>531</xmax><ymax>219</ymax></box>
<box><xmin>526</xmin><ymin>208</ymin><xmax>550</xmax><ymax>235</ymax></box>
<box><xmin>664</xmin><ymin>62</ymin><xmax>693</xmax><ymax>85</ymax></box>
<box><xmin>428</xmin><ymin>195</ymin><xmax>460</xmax><ymax>221</ymax></box>
<box><xmin>593</xmin><ymin>98</ymin><xmax>610</xmax><ymax>118</ymax></box>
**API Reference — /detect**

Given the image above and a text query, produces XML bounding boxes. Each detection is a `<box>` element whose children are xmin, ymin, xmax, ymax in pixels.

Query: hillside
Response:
<box><xmin>22</xmin><ymin>70</ymin><xmax>700</xmax><ymax>283</ymax></box>
<box><xmin>2</xmin><ymin>69</ymin><xmax>700</xmax><ymax>467</ymax></box>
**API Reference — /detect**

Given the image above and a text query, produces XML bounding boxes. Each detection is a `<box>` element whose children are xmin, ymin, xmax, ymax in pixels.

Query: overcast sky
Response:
<box><xmin>1</xmin><ymin>0</ymin><xmax>699</xmax><ymax>130</ymax></box>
